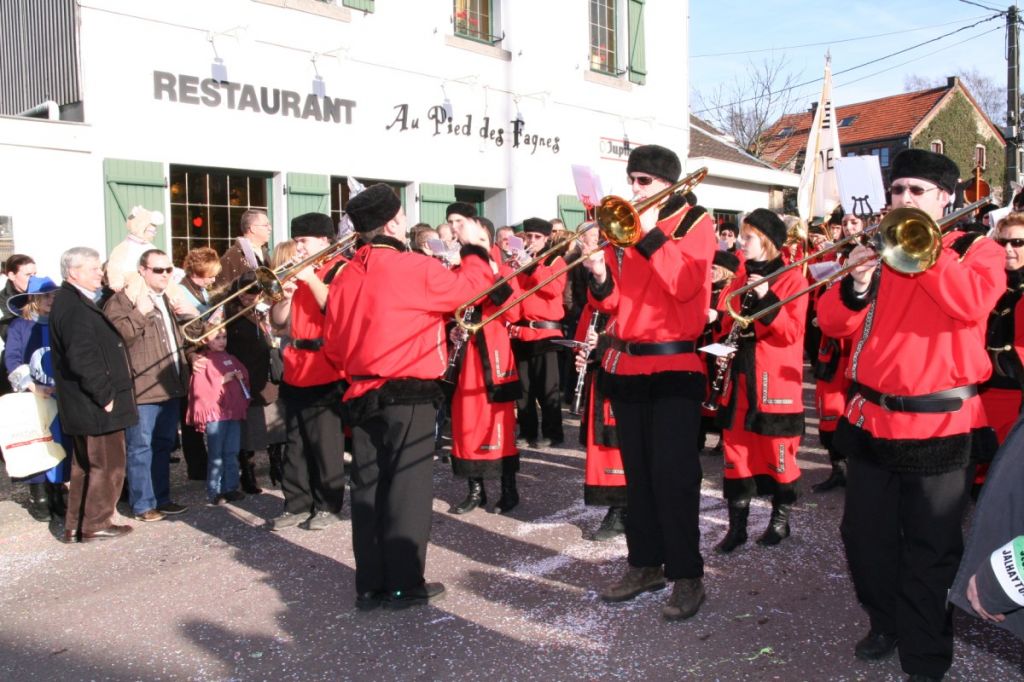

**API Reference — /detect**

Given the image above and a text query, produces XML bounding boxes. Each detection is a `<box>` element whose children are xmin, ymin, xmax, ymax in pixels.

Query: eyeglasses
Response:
<box><xmin>890</xmin><ymin>183</ymin><xmax>939</xmax><ymax>197</ymax></box>
<box><xmin>996</xmin><ymin>237</ymin><xmax>1024</xmax><ymax>248</ymax></box>
<box><xmin>628</xmin><ymin>174</ymin><xmax>655</xmax><ymax>186</ymax></box>
<box><xmin>146</xmin><ymin>266</ymin><xmax>174</xmax><ymax>275</ymax></box>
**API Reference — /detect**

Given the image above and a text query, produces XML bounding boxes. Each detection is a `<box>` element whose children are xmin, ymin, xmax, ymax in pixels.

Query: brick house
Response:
<box><xmin>761</xmin><ymin>76</ymin><xmax>1005</xmax><ymax>200</ymax></box>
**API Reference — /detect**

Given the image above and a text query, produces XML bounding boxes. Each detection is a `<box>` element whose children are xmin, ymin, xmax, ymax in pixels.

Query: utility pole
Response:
<box><xmin>1007</xmin><ymin>4</ymin><xmax>1020</xmax><ymax>200</ymax></box>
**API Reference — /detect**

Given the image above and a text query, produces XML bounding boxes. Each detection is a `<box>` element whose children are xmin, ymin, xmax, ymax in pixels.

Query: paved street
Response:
<box><xmin>1</xmin><ymin>386</ymin><xmax>1022</xmax><ymax>681</ymax></box>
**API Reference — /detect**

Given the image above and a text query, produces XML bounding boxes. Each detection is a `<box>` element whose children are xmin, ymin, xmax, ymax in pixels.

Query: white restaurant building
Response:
<box><xmin>0</xmin><ymin>0</ymin><xmax>794</xmax><ymax>270</ymax></box>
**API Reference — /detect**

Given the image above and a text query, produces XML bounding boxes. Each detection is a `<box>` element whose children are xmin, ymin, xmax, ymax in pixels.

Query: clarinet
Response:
<box><xmin>442</xmin><ymin>306</ymin><xmax>475</xmax><ymax>383</ymax></box>
<box><xmin>702</xmin><ymin>290</ymin><xmax>756</xmax><ymax>412</ymax></box>
<box><xmin>571</xmin><ymin>312</ymin><xmax>603</xmax><ymax>415</ymax></box>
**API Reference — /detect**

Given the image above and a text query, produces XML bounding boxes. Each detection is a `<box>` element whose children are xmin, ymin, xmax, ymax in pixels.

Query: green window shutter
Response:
<box><xmin>419</xmin><ymin>183</ymin><xmax>456</xmax><ymax>227</ymax></box>
<box><xmin>103</xmin><ymin>158</ymin><xmax>167</xmax><ymax>254</ymax></box>
<box><xmin>342</xmin><ymin>0</ymin><xmax>374</xmax><ymax>12</ymax></box>
<box><xmin>557</xmin><ymin>195</ymin><xmax>587</xmax><ymax>232</ymax></box>
<box><xmin>627</xmin><ymin>0</ymin><xmax>646</xmax><ymax>85</ymax></box>
<box><xmin>286</xmin><ymin>172</ymin><xmax>330</xmax><ymax>222</ymax></box>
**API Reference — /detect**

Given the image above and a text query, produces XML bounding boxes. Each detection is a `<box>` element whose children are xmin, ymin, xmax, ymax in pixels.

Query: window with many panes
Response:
<box><xmin>330</xmin><ymin>177</ymin><xmax>405</xmax><ymax>228</ymax></box>
<box><xmin>454</xmin><ymin>0</ymin><xmax>494</xmax><ymax>43</ymax></box>
<box><xmin>589</xmin><ymin>0</ymin><xmax>617</xmax><ymax>75</ymax></box>
<box><xmin>168</xmin><ymin>165</ymin><xmax>270</xmax><ymax>264</ymax></box>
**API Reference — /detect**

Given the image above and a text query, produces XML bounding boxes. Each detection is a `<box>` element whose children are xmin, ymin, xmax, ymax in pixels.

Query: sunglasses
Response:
<box><xmin>996</xmin><ymin>237</ymin><xmax>1024</xmax><ymax>248</ymax></box>
<box><xmin>890</xmin><ymin>183</ymin><xmax>939</xmax><ymax>197</ymax></box>
<box><xmin>628</xmin><ymin>174</ymin><xmax>655</xmax><ymax>186</ymax></box>
<box><xmin>147</xmin><ymin>266</ymin><xmax>174</xmax><ymax>275</ymax></box>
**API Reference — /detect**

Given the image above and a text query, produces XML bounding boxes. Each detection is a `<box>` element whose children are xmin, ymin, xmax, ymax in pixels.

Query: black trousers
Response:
<box><xmin>515</xmin><ymin>346</ymin><xmax>563</xmax><ymax>442</ymax></box>
<box><xmin>613</xmin><ymin>395</ymin><xmax>704</xmax><ymax>580</ymax></box>
<box><xmin>350</xmin><ymin>402</ymin><xmax>436</xmax><ymax>594</ymax></box>
<box><xmin>841</xmin><ymin>455</ymin><xmax>971</xmax><ymax>678</ymax></box>
<box><xmin>280</xmin><ymin>382</ymin><xmax>346</xmax><ymax>515</ymax></box>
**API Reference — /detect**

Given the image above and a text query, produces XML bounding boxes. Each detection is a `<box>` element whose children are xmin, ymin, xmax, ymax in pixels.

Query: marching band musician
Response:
<box><xmin>581</xmin><ymin>144</ymin><xmax>716</xmax><ymax>621</ymax></box>
<box><xmin>974</xmin><ymin>212</ymin><xmax>1024</xmax><ymax>489</ymax></box>
<box><xmin>810</xmin><ymin>212</ymin><xmax>869</xmax><ymax>493</ymax></box>
<box><xmin>575</xmin><ymin>301</ymin><xmax>627</xmax><ymax>542</ymax></box>
<box><xmin>511</xmin><ymin>218</ymin><xmax>567</xmax><ymax>449</ymax></box>
<box><xmin>713</xmin><ymin>209</ymin><xmax>807</xmax><ymax>554</ymax></box>
<box><xmin>268</xmin><ymin>213</ymin><xmax>348</xmax><ymax>532</ymax></box>
<box><xmin>445</xmin><ymin>205</ymin><xmax>524</xmax><ymax>516</ymax></box>
<box><xmin>698</xmin><ymin>250</ymin><xmax>740</xmax><ymax>453</ymax></box>
<box><xmin>323</xmin><ymin>184</ymin><xmax>494</xmax><ymax>611</ymax></box>
<box><xmin>817</xmin><ymin>149</ymin><xmax>1005</xmax><ymax>681</ymax></box>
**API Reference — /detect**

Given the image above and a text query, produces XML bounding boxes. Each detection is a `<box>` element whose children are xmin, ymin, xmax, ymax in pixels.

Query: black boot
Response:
<box><xmin>268</xmin><ymin>444</ymin><xmax>284</xmax><ymax>487</ymax></box>
<box><xmin>593</xmin><ymin>506</ymin><xmax>626</xmax><ymax>541</ymax></box>
<box><xmin>758</xmin><ymin>497</ymin><xmax>792</xmax><ymax>546</ymax></box>
<box><xmin>45</xmin><ymin>482</ymin><xmax>67</xmax><ymax>517</ymax></box>
<box><xmin>27</xmin><ymin>483</ymin><xmax>51</xmax><ymax>522</ymax></box>
<box><xmin>715</xmin><ymin>499</ymin><xmax>750</xmax><ymax>554</ymax></box>
<box><xmin>812</xmin><ymin>460</ymin><xmax>847</xmax><ymax>493</ymax></box>
<box><xmin>239</xmin><ymin>450</ymin><xmax>263</xmax><ymax>494</ymax></box>
<box><xmin>450</xmin><ymin>478</ymin><xmax>486</xmax><ymax>515</ymax></box>
<box><xmin>495</xmin><ymin>472</ymin><xmax>519</xmax><ymax>514</ymax></box>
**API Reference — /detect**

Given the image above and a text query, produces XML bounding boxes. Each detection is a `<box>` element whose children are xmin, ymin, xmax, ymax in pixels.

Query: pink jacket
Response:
<box><xmin>186</xmin><ymin>350</ymin><xmax>250</xmax><ymax>432</ymax></box>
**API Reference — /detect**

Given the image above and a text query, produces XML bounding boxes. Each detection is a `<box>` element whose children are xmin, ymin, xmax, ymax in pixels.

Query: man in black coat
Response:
<box><xmin>50</xmin><ymin>247</ymin><xmax>138</xmax><ymax>542</ymax></box>
<box><xmin>950</xmin><ymin>414</ymin><xmax>1024</xmax><ymax>641</ymax></box>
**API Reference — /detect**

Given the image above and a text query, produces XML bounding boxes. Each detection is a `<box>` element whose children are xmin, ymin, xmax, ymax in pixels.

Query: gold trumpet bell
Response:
<box><xmin>595</xmin><ymin>196</ymin><xmax>643</xmax><ymax>248</ymax></box>
<box><xmin>877</xmin><ymin>207</ymin><xmax>942</xmax><ymax>274</ymax></box>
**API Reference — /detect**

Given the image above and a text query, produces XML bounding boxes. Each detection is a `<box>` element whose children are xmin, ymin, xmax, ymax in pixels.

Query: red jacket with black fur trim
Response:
<box><xmin>586</xmin><ymin>196</ymin><xmax>716</xmax><ymax>398</ymax></box>
<box><xmin>323</xmin><ymin>237</ymin><xmax>494</xmax><ymax>402</ymax></box>
<box><xmin>817</xmin><ymin>230</ymin><xmax>1005</xmax><ymax>445</ymax></box>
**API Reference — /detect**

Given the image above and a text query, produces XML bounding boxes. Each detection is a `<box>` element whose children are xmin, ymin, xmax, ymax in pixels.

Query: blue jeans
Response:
<box><xmin>206</xmin><ymin>420</ymin><xmax>241</xmax><ymax>501</ymax></box>
<box><xmin>125</xmin><ymin>399</ymin><xmax>180</xmax><ymax>514</ymax></box>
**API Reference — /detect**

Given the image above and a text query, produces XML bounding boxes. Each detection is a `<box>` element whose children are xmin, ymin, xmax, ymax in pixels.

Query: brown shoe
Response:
<box><xmin>600</xmin><ymin>565</ymin><xmax>666</xmax><ymax>603</ymax></box>
<box><xmin>64</xmin><ymin>525</ymin><xmax>134</xmax><ymax>543</ymax></box>
<box><xmin>661</xmin><ymin>577</ymin><xmax>705</xmax><ymax>621</ymax></box>
<box><xmin>134</xmin><ymin>509</ymin><xmax>165</xmax><ymax>522</ymax></box>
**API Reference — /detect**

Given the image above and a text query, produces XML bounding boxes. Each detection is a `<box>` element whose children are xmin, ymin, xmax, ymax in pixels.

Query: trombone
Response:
<box><xmin>723</xmin><ymin>196</ymin><xmax>992</xmax><ymax>329</ymax></box>
<box><xmin>181</xmin><ymin>232</ymin><xmax>359</xmax><ymax>344</ymax></box>
<box><xmin>454</xmin><ymin>167</ymin><xmax>710</xmax><ymax>334</ymax></box>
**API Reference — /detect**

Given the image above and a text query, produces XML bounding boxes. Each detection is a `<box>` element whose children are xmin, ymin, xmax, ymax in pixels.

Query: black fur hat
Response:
<box><xmin>446</xmin><ymin>202</ymin><xmax>477</xmax><ymax>220</ymax></box>
<box><xmin>626</xmin><ymin>144</ymin><xmax>681</xmax><ymax>183</ymax></box>
<box><xmin>743</xmin><ymin>209</ymin><xmax>787</xmax><ymax>250</ymax></box>
<box><xmin>345</xmin><ymin>183</ymin><xmax>402</xmax><ymax>233</ymax></box>
<box><xmin>522</xmin><ymin>217</ymin><xmax>552</xmax><ymax>236</ymax></box>
<box><xmin>713</xmin><ymin>250</ymin><xmax>740</xmax><ymax>273</ymax></box>
<box><xmin>890</xmin><ymin>149</ymin><xmax>960</xmax><ymax>194</ymax></box>
<box><xmin>290</xmin><ymin>212</ymin><xmax>335</xmax><ymax>239</ymax></box>
<box><xmin>718</xmin><ymin>221</ymin><xmax>738</xmax><ymax>236</ymax></box>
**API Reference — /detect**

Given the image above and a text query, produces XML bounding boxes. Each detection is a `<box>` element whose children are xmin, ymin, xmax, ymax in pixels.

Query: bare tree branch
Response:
<box><xmin>694</xmin><ymin>54</ymin><xmax>802</xmax><ymax>158</ymax></box>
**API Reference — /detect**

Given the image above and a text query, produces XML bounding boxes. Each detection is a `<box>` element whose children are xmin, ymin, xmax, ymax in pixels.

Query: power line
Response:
<box><xmin>693</xmin><ymin>13</ymin><xmax>1003</xmax><ymax>116</ymax></box>
<box><xmin>691</xmin><ymin>15</ymin><xmax>990</xmax><ymax>58</ymax></box>
<box><xmin>957</xmin><ymin>0</ymin><xmax>1005</xmax><ymax>13</ymax></box>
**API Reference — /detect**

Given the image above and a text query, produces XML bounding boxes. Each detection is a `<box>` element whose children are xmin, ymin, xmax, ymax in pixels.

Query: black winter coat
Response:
<box><xmin>50</xmin><ymin>282</ymin><xmax>138</xmax><ymax>435</ymax></box>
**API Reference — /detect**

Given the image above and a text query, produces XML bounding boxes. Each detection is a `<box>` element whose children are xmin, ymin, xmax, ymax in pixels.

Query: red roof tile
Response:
<box><xmin>761</xmin><ymin>85</ymin><xmax>949</xmax><ymax>168</ymax></box>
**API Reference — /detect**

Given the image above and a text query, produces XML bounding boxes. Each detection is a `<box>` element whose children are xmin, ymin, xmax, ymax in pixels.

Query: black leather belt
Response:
<box><xmin>291</xmin><ymin>338</ymin><xmax>323</xmax><ymax>351</ymax></box>
<box><xmin>851</xmin><ymin>383</ymin><xmax>978</xmax><ymax>413</ymax></box>
<box><xmin>607</xmin><ymin>337</ymin><xmax>696</xmax><ymax>356</ymax></box>
<box><xmin>514</xmin><ymin>320</ymin><xmax>562</xmax><ymax>330</ymax></box>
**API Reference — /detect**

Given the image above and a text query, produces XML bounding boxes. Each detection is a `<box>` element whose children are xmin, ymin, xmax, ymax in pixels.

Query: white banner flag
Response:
<box><xmin>797</xmin><ymin>56</ymin><xmax>842</xmax><ymax>222</ymax></box>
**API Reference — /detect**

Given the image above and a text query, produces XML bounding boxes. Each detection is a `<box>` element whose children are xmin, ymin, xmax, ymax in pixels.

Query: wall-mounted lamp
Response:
<box><xmin>207</xmin><ymin>25</ymin><xmax>247</xmax><ymax>84</ymax></box>
<box><xmin>311</xmin><ymin>55</ymin><xmax>326</xmax><ymax>98</ymax></box>
<box><xmin>441</xmin><ymin>83</ymin><xmax>454</xmax><ymax>119</ymax></box>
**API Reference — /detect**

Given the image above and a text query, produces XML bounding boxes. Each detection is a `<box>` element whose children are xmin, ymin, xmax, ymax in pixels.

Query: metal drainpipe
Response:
<box><xmin>16</xmin><ymin>100</ymin><xmax>59</xmax><ymax>120</ymax></box>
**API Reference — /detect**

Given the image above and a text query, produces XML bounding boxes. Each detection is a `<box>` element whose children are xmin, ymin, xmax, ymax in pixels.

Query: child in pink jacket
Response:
<box><xmin>187</xmin><ymin>327</ymin><xmax>251</xmax><ymax>504</ymax></box>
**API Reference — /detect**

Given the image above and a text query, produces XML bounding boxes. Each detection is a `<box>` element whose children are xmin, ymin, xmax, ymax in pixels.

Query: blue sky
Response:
<box><xmin>689</xmin><ymin>0</ymin><xmax>1013</xmax><ymax>114</ymax></box>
